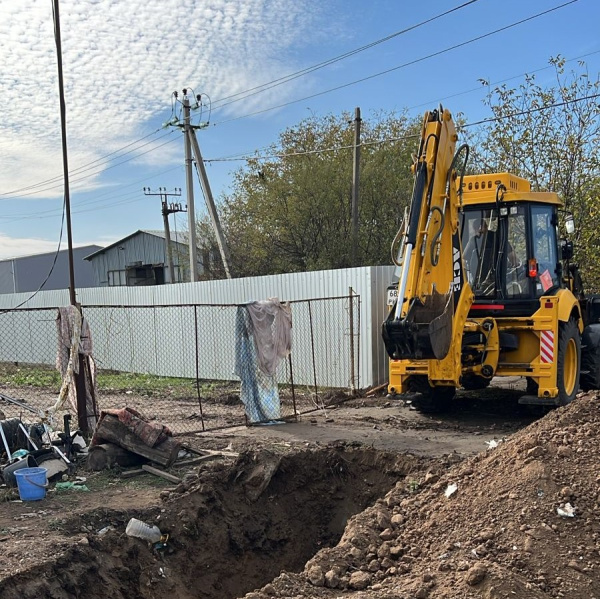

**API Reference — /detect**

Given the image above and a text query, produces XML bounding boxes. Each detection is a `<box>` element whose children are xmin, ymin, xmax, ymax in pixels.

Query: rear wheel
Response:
<box><xmin>580</xmin><ymin>324</ymin><xmax>600</xmax><ymax>391</ymax></box>
<box><xmin>557</xmin><ymin>318</ymin><xmax>581</xmax><ymax>406</ymax></box>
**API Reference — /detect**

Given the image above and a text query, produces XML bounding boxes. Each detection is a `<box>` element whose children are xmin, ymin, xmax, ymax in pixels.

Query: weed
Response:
<box><xmin>408</xmin><ymin>479</ymin><xmax>420</xmax><ymax>494</ymax></box>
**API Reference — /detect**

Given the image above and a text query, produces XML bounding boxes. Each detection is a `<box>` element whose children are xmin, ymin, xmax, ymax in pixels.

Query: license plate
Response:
<box><xmin>387</xmin><ymin>288</ymin><xmax>398</xmax><ymax>306</ymax></box>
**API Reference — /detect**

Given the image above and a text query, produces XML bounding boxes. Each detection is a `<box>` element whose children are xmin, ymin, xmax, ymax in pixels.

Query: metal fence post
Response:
<box><xmin>307</xmin><ymin>300</ymin><xmax>319</xmax><ymax>401</ymax></box>
<box><xmin>288</xmin><ymin>353</ymin><xmax>298</xmax><ymax>421</ymax></box>
<box><xmin>193</xmin><ymin>305</ymin><xmax>205</xmax><ymax>431</ymax></box>
<box><xmin>349</xmin><ymin>288</ymin><xmax>356</xmax><ymax>393</ymax></box>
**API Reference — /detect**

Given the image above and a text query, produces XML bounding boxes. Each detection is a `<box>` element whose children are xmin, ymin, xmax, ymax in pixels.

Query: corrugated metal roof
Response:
<box><xmin>141</xmin><ymin>230</ymin><xmax>189</xmax><ymax>245</ymax></box>
<box><xmin>0</xmin><ymin>244</ymin><xmax>103</xmax><ymax>263</ymax></box>
<box><xmin>84</xmin><ymin>230</ymin><xmax>189</xmax><ymax>260</ymax></box>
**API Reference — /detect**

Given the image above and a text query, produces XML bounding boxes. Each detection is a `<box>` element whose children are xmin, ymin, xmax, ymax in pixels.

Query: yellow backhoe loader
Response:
<box><xmin>382</xmin><ymin>107</ymin><xmax>600</xmax><ymax>412</ymax></box>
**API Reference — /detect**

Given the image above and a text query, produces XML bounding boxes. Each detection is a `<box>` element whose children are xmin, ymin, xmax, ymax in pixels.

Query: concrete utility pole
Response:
<box><xmin>187</xmin><ymin>127</ymin><xmax>233</xmax><ymax>279</ymax></box>
<box><xmin>351</xmin><ymin>107</ymin><xmax>361</xmax><ymax>267</ymax></box>
<box><xmin>143</xmin><ymin>187</ymin><xmax>184</xmax><ymax>283</ymax></box>
<box><xmin>183</xmin><ymin>93</ymin><xmax>200</xmax><ymax>282</ymax></box>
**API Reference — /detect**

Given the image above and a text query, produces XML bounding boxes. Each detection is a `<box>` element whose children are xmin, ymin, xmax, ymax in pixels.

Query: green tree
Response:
<box><xmin>470</xmin><ymin>57</ymin><xmax>600</xmax><ymax>291</ymax></box>
<box><xmin>211</xmin><ymin>111</ymin><xmax>420</xmax><ymax>277</ymax></box>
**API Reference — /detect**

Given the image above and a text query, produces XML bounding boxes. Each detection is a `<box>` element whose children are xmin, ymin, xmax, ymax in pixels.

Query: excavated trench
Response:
<box><xmin>0</xmin><ymin>446</ymin><xmax>432</xmax><ymax>599</ymax></box>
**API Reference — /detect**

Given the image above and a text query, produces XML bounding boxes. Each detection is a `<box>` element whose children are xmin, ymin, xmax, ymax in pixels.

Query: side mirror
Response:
<box><xmin>560</xmin><ymin>239</ymin><xmax>573</xmax><ymax>260</ymax></box>
<box><xmin>565</xmin><ymin>213</ymin><xmax>575</xmax><ymax>234</ymax></box>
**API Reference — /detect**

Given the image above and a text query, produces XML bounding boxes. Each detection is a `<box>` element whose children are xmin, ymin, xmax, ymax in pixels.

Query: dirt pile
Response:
<box><xmin>244</xmin><ymin>392</ymin><xmax>600</xmax><ymax>599</ymax></box>
<box><xmin>0</xmin><ymin>446</ymin><xmax>426</xmax><ymax>599</ymax></box>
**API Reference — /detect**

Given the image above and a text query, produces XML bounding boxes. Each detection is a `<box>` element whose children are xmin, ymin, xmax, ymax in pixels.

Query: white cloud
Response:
<box><xmin>0</xmin><ymin>233</ymin><xmax>62</xmax><ymax>260</ymax></box>
<box><xmin>0</xmin><ymin>0</ymin><xmax>323</xmax><ymax>199</ymax></box>
<box><xmin>0</xmin><ymin>232</ymin><xmax>111</xmax><ymax>260</ymax></box>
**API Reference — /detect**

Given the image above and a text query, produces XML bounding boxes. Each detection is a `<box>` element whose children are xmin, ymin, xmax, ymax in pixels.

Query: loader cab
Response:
<box><xmin>460</xmin><ymin>201</ymin><xmax>561</xmax><ymax>315</ymax></box>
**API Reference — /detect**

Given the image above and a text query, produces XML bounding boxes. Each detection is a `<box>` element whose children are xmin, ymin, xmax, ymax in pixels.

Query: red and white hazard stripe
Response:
<box><xmin>540</xmin><ymin>330</ymin><xmax>555</xmax><ymax>363</ymax></box>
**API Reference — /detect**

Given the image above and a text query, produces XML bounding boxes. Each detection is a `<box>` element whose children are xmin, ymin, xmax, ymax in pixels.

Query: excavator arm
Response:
<box><xmin>383</xmin><ymin>108</ymin><xmax>472</xmax><ymax>378</ymax></box>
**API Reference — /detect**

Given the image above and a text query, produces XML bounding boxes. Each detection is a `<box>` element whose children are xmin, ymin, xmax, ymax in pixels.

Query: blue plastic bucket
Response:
<box><xmin>14</xmin><ymin>467</ymin><xmax>48</xmax><ymax>501</ymax></box>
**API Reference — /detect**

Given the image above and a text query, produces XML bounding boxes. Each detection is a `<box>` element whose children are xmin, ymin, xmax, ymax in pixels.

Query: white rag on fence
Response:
<box><xmin>234</xmin><ymin>299</ymin><xmax>292</xmax><ymax>423</ymax></box>
<box><xmin>50</xmin><ymin>306</ymin><xmax>99</xmax><ymax>431</ymax></box>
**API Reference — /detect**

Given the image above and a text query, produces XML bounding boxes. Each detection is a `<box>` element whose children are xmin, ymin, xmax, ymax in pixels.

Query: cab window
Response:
<box><xmin>531</xmin><ymin>205</ymin><xmax>559</xmax><ymax>295</ymax></box>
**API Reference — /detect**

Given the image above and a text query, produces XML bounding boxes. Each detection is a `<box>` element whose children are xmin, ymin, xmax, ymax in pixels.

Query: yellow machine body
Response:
<box><xmin>383</xmin><ymin>110</ymin><xmax>587</xmax><ymax>409</ymax></box>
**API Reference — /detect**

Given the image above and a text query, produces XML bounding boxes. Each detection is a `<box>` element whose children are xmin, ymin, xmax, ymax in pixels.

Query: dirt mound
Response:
<box><xmin>0</xmin><ymin>445</ymin><xmax>427</xmax><ymax>599</ymax></box>
<box><xmin>243</xmin><ymin>392</ymin><xmax>600</xmax><ymax>599</ymax></box>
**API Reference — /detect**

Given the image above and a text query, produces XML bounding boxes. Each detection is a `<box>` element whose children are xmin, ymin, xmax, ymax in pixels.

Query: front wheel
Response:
<box><xmin>408</xmin><ymin>376</ymin><xmax>456</xmax><ymax>413</ymax></box>
<box><xmin>557</xmin><ymin>318</ymin><xmax>581</xmax><ymax>406</ymax></box>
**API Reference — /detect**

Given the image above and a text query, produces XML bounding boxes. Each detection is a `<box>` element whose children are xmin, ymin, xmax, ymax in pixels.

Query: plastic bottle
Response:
<box><xmin>125</xmin><ymin>518</ymin><xmax>162</xmax><ymax>543</ymax></box>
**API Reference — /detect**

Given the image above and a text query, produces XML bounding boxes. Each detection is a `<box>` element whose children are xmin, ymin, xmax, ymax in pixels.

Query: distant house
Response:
<box><xmin>84</xmin><ymin>229</ymin><xmax>203</xmax><ymax>287</ymax></box>
<box><xmin>0</xmin><ymin>245</ymin><xmax>102</xmax><ymax>294</ymax></box>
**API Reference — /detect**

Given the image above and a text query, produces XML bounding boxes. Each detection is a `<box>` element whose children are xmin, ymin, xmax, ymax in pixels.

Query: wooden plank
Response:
<box><xmin>180</xmin><ymin>444</ymin><xmax>239</xmax><ymax>458</ymax></box>
<box><xmin>121</xmin><ymin>468</ymin><xmax>146</xmax><ymax>479</ymax></box>
<box><xmin>141</xmin><ymin>464</ymin><xmax>181</xmax><ymax>484</ymax></box>
<box><xmin>93</xmin><ymin>415</ymin><xmax>180</xmax><ymax>467</ymax></box>
<box><xmin>175</xmin><ymin>455</ymin><xmax>221</xmax><ymax>467</ymax></box>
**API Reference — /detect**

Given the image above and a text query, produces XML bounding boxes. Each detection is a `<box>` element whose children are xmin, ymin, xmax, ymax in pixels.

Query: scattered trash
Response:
<box><xmin>11</xmin><ymin>449</ymin><xmax>29</xmax><ymax>460</ymax></box>
<box><xmin>2</xmin><ymin>455</ymin><xmax>38</xmax><ymax>487</ymax></box>
<box><xmin>125</xmin><ymin>517</ymin><xmax>162</xmax><ymax>543</ymax></box>
<box><xmin>485</xmin><ymin>440</ymin><xmax>499</xmax><ymax>449</ymax></box>
<box><xmin>97</xmin><ymin>526</ymin><xmax>114</xmax><ymax>536</ymax></box>
<box><xmin>557</xmin><ymin>502</ymin><xmax>576</xmax><ymax>518</ymax></box>
<box><xmin>55</xmin><ymin>481</ymin><xmax>90</xmax><ymax>492</ymax></box>
<box><xmin>444</xmin><ymin>483</ymin><xmax>458</xmax><ymax>498</ymax></box>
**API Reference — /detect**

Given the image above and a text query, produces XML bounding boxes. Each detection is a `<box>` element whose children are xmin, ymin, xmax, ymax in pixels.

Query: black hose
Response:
<box><xmin>430</xmin><ymin>144</ymin><xmax>470</xmax><ymax>266</ymax></box>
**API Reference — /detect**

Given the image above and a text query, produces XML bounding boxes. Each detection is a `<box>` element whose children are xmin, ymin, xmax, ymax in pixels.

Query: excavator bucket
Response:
<box><xmin>382</xmin><ymin>289</ymin><xmax>454</xmax><ymax>361</ymax></box>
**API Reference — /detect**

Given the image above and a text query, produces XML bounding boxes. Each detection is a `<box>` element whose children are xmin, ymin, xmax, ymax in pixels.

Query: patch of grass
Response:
<box><xmin>0</xmin><ymin>361</ymin><xmax>237</xmax><ymax>401</ymax></box>
<box><xmin>98</xmin><ymin>370</ymin><xmax>198</xmax><ymax>397</ymax></box>
<box><xmin>0</xmin><ymin>363</ymin><xmax>61</xmax><ymax>389</ymax></box>
<box><xmin>84</xmin><ymin>468</ymin><xmax>171</xmax><ymax>491</ymax></box>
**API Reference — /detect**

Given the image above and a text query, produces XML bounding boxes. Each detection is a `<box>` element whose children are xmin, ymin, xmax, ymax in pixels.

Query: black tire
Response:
<box><xmin>408</xmin><ymin>376</ymin><xmax>456</xmax><ymax>413</ymax></box>
<box><xmin>556</xmin><ymin>318</ymin><xmax>581</xmax><ymax>406</ymax></box>
<box><xmin>580</xmin><ymin>324</ymin><xmax>600</xmax><ymax>391</ymax></box>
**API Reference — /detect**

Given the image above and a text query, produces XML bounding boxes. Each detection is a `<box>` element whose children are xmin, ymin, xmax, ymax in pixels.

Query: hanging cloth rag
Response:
<box><xmin>234</xmin><ymin>299</ymin><xmax>292</xmax><ymax>424</ymax></box>
<box><xmin>51</xmin><ymin>306</ymin><xmax>99</xmax><ymax>432</ymax></box>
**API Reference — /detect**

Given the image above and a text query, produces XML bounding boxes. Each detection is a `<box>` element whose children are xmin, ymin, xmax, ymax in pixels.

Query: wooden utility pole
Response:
<box><xmin>143</xmin><ymin>187</ymin><xmax>184</xmax><ymax>283</ymax></box>
<box><xmin>183</xmin><ymin>93</ymin><xmax>200</xmax><ymax>282</ymax></box>
<box><xmin>351</xmin><ymin>107</ymin><xmax>361</xmax><ymax>266</ymax></box>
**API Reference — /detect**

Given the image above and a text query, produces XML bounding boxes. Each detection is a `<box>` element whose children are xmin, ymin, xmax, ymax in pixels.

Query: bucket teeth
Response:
<box><xmin>383</xmin><ymin>290</ymin><xmax>453</xmax><ymax>360</ymax></box>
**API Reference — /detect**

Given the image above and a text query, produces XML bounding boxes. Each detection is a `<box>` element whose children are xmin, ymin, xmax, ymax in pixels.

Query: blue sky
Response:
<box><xmin>0</xmin><ymin>0</ymin><xmax>598</xmax><ymax>259</ymax></box>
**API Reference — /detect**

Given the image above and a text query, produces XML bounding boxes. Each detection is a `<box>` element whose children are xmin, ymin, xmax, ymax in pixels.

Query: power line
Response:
<box><xmin>210</xmin><ymin>0</ymin><xmax>482</xmax><ymax>112</ymax></box>
<box><xmin>462</xmin><ymin>91</ymin><xmax>600</xmax><ymax>128</ymax></box>
<box><xmin>204</xmin><ymin>91</ymin><xmax>600</xmax><ymax>164</ymax></box>
<box><xmin>0</xmin><ymin>128</ymin><xmax>168</xmax><ymax>197</ymax></box>
<box><xmin>213</xmin><ymin>0</ymin><xmax>580</xmax><ymax>126</ymax></box>
<box><xmin>0</xmin><ymin>165</ymin><xmax>183</xmax><ymax>223</ymax></box>
<box><xmin>0</xmin><ymin>199</ymin><xmax>67</xmax><ymax>313</ymax></box>
<box><xmin>1</xmin><ymin>134</ymin><xmax>180</xmax><ymax>200</ymax></box>
<box><xmin>405</xmin><ymin>48</ymin><xmax>600</xmax><ymax>113</ymax></box>
<box><xmin>1</xmin><ymin>2</ymin><xmax>582</xmax><ymax>202</ymax></box>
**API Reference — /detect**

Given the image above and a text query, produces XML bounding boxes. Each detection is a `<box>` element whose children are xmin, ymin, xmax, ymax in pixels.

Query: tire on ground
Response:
<box><xmin>580</xmin><ymin>324</ymin><xmax>600</xmax><ymax>391</ymax></box>
<box><xmin>408</xmin><ymin>376</ymin><xmax>456</xmax><ymax>413</ymax></box>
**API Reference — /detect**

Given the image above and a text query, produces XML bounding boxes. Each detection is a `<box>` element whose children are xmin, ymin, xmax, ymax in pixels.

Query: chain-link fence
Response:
<box><xmin>0</xmin><ymin>294</ymin><xmax>360</xmax><ymax>434</ymax></box>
